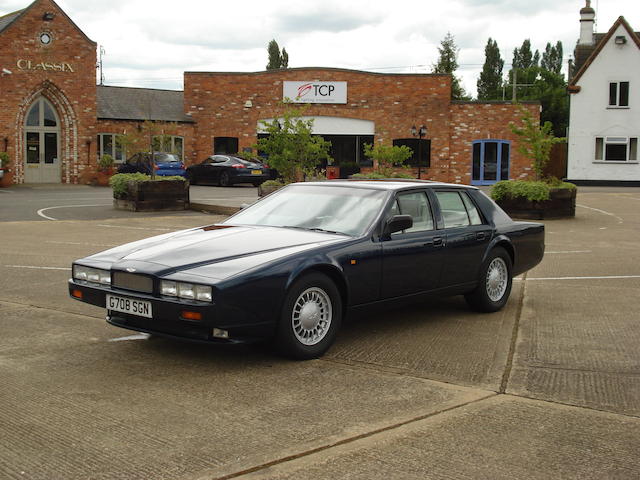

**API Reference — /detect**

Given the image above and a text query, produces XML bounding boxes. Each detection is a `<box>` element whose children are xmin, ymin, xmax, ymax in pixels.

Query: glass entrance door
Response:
<box><xmin>24</xmin><ymin>98</ymin><xmax>61</xmax><ymax>183</ymax></box>
<box><xmin>471</xmin><ymin>140</ymin><xmax>510</xmax><ymax>185</ymax></box>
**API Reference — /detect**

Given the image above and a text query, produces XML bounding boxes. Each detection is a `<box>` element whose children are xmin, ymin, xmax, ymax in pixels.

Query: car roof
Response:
<box><xmin>298</xmin><ymin>179</ymin><xmax>479</xmax><ymax>191</ymax></box>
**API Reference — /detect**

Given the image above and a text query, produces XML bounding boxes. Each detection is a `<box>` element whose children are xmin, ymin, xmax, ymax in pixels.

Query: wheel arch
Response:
<box><xmin>286</xmin><ymin>264</ymin><xmax>349</xmax><ymax>317</ymax></box>
<box><xmin>487</xmin><ymin>236</ymin><xmax>515</xmax><ymax>266</ymax></box>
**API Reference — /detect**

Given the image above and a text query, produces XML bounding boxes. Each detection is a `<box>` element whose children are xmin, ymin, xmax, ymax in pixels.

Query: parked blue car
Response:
<box><xmin>117</xmin><ymin>153</ymin><xmax>186</xmax><ymax>177</ymax></box>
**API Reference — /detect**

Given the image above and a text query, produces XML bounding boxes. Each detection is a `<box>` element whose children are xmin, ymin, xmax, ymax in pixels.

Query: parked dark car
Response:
<box><xmin>186</xmin><ymin>155</ymin><xmax>273</xmax><ymax>186</ymax></box>
<box><xmin>69</xmin><ymin>180</ymin><xmax>545</xmax><ymax>359</ymax></box>
<box><xmin>117</xmin><ymin>153</ymin><xmax>186</xmax><ymax>177</ymax></box>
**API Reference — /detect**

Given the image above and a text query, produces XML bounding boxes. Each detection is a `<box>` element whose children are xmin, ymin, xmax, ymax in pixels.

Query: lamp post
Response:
<box><xmin>411</xmin><ymin>124</ymin><xmax>427</xmax><ymax>179</ymax></box>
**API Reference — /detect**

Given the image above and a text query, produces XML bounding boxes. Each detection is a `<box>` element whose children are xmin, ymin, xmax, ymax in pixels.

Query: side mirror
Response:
<box><xmin>385</xmin><ymin>214</ymin><xmax>413</xmax><ymax>235</ymax></box>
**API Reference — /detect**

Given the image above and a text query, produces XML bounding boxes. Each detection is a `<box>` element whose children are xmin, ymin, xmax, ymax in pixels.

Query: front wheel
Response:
<box><xmin>465</xmin><ymin>247</ymin><xmax>513</xmax><ymax>313</ymax></box>
<box><xmin>275</xmin><ymin>273</ymin><xmax>342</xmax><ymax>360</ymax></box>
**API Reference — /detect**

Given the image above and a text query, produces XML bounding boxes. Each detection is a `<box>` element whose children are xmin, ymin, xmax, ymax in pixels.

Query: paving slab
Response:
<box><xmin>0</xmin><ymin>304</ymin><xmax>489</xmax><ymax>480</ymax></box>
<box><xmin>327</xmin><ymin>281</ymin><xmax>523</xmax><ymax>391</ymax></box>
<box><xmin>233</xmin><ymin>395</ymin><xmax>640</xmax><ymax>480</ymax></box>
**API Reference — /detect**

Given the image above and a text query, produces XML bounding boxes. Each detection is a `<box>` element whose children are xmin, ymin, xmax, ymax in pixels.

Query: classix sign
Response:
<box><xmin>283</xmin><ymin>81</ymin><xmax>347</xmax><ymax>104</ymax></box>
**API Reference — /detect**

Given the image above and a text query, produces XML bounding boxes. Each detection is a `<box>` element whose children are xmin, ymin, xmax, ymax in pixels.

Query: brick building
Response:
<box><xmin>0</xmin><ymin>0</ymin><xmax>538</xmax><ymax>186</ymax></box>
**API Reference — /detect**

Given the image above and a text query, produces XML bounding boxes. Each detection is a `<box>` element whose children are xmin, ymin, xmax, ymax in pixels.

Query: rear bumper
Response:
<box><xmin>231</xmin><ymin>173</ymin><xmax>271</xmax><ymax>184</ymax></box>
<box><xmin>68</xmin><ymin>280</ymin><xmax>273</xmax><ymax>343</ymax></box>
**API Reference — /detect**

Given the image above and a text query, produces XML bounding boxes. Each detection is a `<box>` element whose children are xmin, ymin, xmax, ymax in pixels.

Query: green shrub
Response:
<box><xmin>260</xmin><ymin>179</ymin><xmax>285</xmax><ymax>188</ymax></box>
<box><xmin>491</xmin><ymin>180</ymin><xmax>576</xmax><ymax>202</ymax></box>
<box><xmin>98</xmin><ymin>154</ymin><xmax>114</xmax><ymax>172</ymax></box>
<box><xmin>109</xmin><ymin>173</ymin><xmax>186</xmax><ymax>198</ymax></box>
<box><xmin>0</xmin><ymin>151</ymin><xmax>10</xmax><ymax>169</ymax></box>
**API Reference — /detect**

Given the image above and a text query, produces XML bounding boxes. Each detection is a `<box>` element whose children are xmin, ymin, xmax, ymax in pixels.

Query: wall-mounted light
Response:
<box><xmin>615</xmin><ymin>35</ymin><xmax>627</xmax><ymax>45</ymax></box>
<box><xmin>43</xmin><ymin>12</ymin><xmax>55</xmax><ymax>21</ymax></box>
<box><xmin>244</xmin><ymin>100</ymin><xmax>253</xmax><ymax>108</ymax></box>
<box><xmin>1</xmin><ymin>68</ymin><xmax>12</xmax><ymax>75</ymax></box>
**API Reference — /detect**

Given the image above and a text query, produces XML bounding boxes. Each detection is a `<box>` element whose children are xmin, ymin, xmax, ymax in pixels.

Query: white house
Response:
<box><xmin>567</xmin><ymin>2</ymin><xmax>640</xmax><ymax>185</ymax></box>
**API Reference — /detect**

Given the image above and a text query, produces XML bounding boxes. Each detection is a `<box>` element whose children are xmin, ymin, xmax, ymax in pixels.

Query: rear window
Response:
<box><xmin>155</xmin><ymin>154</ymin><xmax>180</xmax><ymax>163</ymax></box>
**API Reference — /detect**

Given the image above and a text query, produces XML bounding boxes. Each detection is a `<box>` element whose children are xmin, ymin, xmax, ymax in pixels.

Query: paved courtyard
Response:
<box><xmin>0</xmin><ymin>185</ymin><xmax>638</xmax><ymax>479</ymax></box>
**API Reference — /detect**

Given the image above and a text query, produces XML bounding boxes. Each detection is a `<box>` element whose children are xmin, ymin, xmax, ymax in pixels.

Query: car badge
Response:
<box><xmin>126</xmin><ymin>267</ymin><xmax>137</xmax><ymax>273</ymax></box>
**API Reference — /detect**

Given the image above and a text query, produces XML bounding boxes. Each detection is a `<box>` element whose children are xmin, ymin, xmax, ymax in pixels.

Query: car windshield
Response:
<box><xmin>223</xmin><ymin>184</ymin><xmax>389</xmax><ymax>237</ymax></box>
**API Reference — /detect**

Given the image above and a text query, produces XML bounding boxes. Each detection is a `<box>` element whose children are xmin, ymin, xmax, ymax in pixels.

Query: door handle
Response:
<box><xmin>425</xmin><ymin>236</ymin><xmax>444</xmax><ymax>247</ymax></box>
<box><xmin>476</xmin><ymin>232</ymin><xmax>487</xmax><ymax>241</ymax></box>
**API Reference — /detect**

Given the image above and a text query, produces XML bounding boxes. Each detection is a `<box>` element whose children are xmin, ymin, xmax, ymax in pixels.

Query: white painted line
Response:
<box><xmin>37</xmin><ymin>203</ymin><xmax>111</xmax><ymax>220</ymax></box>
<box><xmin>45</xmin><ymin>241</ymin><xmax>117</xmax><ymax>247</ymax></box>
<box><xmin>0</xmin><ymin>189</ymin><xmax>13</xmax><ymax>193</ymax></box>
<box><xmin>527</xmin><ymin>275</ymin><xmax>640</xmax><ymax>281</ymax></box>
<box><xmin>4</xmin><ymin>265</ymin><xmax>70</xmax><ymax>271</ymax></box>
<box><xmin>545</xmin><ymin>250</ymin><xmax>592</xmax><ymax>254</ymax></box>
<box><xmin>97</xmin><ymin>224</ymin><xmax>172</xmax><ymax>231</ymax></box>
<box><xmin>108</xmin><ymin>333</ymin><xmax>151</xmax><ymax>342</ymax></box>
<box><xmin>576</xmin><ymin>204</ymin><xmax>624</xmax><ymax>224</ymax></box>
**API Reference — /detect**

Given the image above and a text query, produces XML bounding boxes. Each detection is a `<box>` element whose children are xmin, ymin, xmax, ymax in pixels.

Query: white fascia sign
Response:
<box><xmin>283</xmin><ymin>81</ymin><xmax>347</xmax><ymax>104</ymax></box>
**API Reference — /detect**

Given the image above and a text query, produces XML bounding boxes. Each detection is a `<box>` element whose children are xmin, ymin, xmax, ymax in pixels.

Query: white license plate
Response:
<box><xmin>106</xmin><ymin>294</ymin><xmax>152</xmax><ymax>318</ymax></box>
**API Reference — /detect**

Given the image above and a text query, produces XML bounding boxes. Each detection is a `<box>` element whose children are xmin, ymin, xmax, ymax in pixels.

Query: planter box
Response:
<box><xmin>114</xmin><ymin>179</ymin><xmax>189</xmax><ymax>212</ymax></box>
<box><xmin>496</xmin><ymin>187</ymin><xmax>576</xmax><ymax>219</ymax></box>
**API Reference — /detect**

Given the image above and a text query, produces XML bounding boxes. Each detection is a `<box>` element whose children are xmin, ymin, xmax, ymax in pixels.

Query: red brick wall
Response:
<box><xmin>184</xmin><ymin>68</ymin><xmax>453</xmax><ymax>167</ymax></box>
<box><xmin>448</xmin><ymin>103</ymin><xmax>539</xmax><ymax>183</ymax></box>
<box><xmin>0</xmin><ymin>0</ymin><xmax>97</xmax><ymax>184</ymax></box>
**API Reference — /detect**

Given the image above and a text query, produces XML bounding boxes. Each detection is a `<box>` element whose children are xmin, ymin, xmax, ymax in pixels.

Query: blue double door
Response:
<box><xmin>472</xmin><ymin>140</ymin><xmax>510</xmax><ymax>185</ymax></box>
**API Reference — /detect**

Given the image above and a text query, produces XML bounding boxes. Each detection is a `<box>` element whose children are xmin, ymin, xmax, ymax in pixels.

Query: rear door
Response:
<box><xmin>381</xmin><ymin>190</ymin><xmax>445</xmax><ymax>298</ymax></box>
<box><xmin>431</xmin><ymin>189</ymin><xmax>492</xmax><ymax>288</ymax></box>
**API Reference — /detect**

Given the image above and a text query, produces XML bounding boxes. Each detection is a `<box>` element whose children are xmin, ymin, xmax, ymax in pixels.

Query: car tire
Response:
<box><xmin>464</xmin><ymin>246</ymin><xmax>513</xmax><ymax>313</ymax></box>
<box><xmin>219</xmin><ymin>171</ymin><xmax>232</xmax><ymax>187</ymax></box>
<box><xmin>275</xmin><ymin>272</ymin><xmax>342</xmax><ymax>360</ymax></box>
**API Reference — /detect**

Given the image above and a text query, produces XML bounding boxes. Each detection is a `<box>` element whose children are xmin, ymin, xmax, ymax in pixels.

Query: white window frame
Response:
<box><xmin>594</xmin><ymin>136</ymin><xmax>638</xmax><ymax>163</ymax></box>
<box><xmin>98</xmin><ymin>133</ymin><xmax>125</xmax><ymax>163</ymax></box>
<box><xmin>152</xmin><ymin>135</ymin><xmax>184</xmax><ymax>160</ymax></box>
<box><xmin>608</xmin><ymin>81</ymin><xmax>630</xmax><ymax>108</ymax></box>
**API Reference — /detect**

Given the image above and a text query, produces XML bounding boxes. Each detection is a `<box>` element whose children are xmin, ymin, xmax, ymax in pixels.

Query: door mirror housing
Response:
<box><xmin>385</xmin><ymin>214</ymin><xmax>413</xmax><ymax>236</ymax></box>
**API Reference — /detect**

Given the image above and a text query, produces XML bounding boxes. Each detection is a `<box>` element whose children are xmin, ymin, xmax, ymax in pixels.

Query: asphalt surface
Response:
<box><xmin>0</xmin><ymin>184</ymin><xmax>639</xmax><ymax>479</ymax></box>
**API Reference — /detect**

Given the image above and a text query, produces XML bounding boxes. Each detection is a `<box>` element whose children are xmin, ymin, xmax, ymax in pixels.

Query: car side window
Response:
<box><xmin>392</xmin><ymin>192</ymin><xmax>434</xmax><ymax>235</ymax></box>
<box><xmin>435</xmin><ymin>191</ymin><xmax>471</xmax><ymax>228</ymax></box>
<box><xmin>460</xmin><ymin>192</ymin><xmax>484</xmax><ymax>225</ymax></box>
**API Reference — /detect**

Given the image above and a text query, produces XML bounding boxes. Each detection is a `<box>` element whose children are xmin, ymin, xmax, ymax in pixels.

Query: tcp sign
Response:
<box><xmin>283</xmin><ymin>81</ymin><xmax>347</xmax><ymax>104</ymax></box>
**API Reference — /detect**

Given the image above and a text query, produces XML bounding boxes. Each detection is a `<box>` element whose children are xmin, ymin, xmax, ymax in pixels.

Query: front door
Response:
<box><xmin>24</xmin><ymin>98</ymin><xmax>61</xmax><ymax>183</ymax></box>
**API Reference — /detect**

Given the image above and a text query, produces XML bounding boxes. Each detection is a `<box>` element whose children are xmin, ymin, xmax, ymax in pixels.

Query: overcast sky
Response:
<box><xmin>2</xmin><ymin>0</ymin><xmax>638</xmax><ymax>96</ymax></box>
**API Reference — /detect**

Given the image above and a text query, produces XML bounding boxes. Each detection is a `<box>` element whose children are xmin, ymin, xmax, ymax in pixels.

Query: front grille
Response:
<box><xmin>112</xmin><ymin>272</ymin><xmax>153</xmax><ymax>293</ymax></box>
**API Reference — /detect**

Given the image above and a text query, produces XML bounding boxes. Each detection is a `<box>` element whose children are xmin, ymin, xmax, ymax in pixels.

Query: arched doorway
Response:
<box><xmin>24</xmin><ymin>97</ymin><xmax>61</xmax><ymax>183</ymax></box>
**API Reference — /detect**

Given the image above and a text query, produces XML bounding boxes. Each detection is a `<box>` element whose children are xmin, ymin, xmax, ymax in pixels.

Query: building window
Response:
<box><xmin>97</xmin><ymin>134</ymin><xmax>125</xmax><ymax>163</ymax></box>
<box><xmin>152</xmin><ymin>135</ymin><xmax>184</xmax><ymax>160</ymax></box>
<box><xmin>214</xmin><ymin>137</ymin><xmax>239</xmax><ymax>154</ymax></box>
<box><xmin>392</xmin><ymin>138</ymin><xmax>431</xmax><ymax>167</ymax></box>
<box><xmin>595</xmin><ymin>137</ymin><xmax>638</xmax><ymax>162</ymax></box>
<box><xmin>471</xmin><ymin>140</ymin><xmax>510</xmax><ymax>185</ymax></box>
<box><xmin>609</xmin><ymin>82</ymin><xmax>629</xmax><ymax>107</ymax></box>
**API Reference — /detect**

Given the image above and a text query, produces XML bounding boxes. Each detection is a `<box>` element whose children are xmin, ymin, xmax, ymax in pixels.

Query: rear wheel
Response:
<box><xmin>219</xmin><ymin>171</ymin><xmax>231</xmax><ymax>187</ymax></box>
<box><xmin>465</xmin><ymin>247</ymin><xmax>512</xmax><ymax>312</ymax></box>
<box><xmin>275</xmin><ymin>273</ymin><xmax>342</xmax><ymax>360</ymax></box>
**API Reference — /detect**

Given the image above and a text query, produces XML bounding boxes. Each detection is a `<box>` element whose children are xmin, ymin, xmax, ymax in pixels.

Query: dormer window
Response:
<box><xmin>609</xmin><ymin>82</ymin><xmax>629</xmax><ymax>107</ymax></box>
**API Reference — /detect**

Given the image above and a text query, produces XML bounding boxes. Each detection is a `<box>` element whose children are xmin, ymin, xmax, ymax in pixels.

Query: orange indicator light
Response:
<box><xmin>72</xmin><ymin>289</ymin><xmax>83</xmax><ymax>299</ymax></box>
<box><xmin>182</xmin><ymin>311</ymin><xmax>202</xmax><ymax>321</ymax></box>
<box><xmin>350</xmin><ymin>259</ymin><xmax>357</xmax><ymax>265</ymax></box>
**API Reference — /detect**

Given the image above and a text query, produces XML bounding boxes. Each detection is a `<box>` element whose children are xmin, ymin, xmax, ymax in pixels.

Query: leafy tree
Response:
<box><xmin>266</xmin><ymin>39</ymin><xmax>289</xmax><ymax>70</ymax></box>
<box><xmin>541</xmin><ymin>41</ymin><xmax>563</xmax><ymax>74</ymax></box>
<box><xmin>477</xmin><ymin>38</ymin><xmax>504</xmax><ymax>101</ymax></box>
<box><xmin>432</xmin><ymin>32</ymin><xmax>469</xmax><ymax>100</ymax></box>
<box><xmin>510</xmin><ymin>106</ymin><xmax>565</xmax><ymax>180</ymax></box>
<box><xmin>363</xmin><ymin>143</ymin><xmax>413</xmax><ymax>177</ymax></box>
<box><xmin>116</xmin><ymin>121</ymin><xmax>179</xmax><ymax>179</ymax></box>
<box><xmin>255</xmin><ymin>104</ymin><xmax>332</xmax><ymax>184</ymax></box>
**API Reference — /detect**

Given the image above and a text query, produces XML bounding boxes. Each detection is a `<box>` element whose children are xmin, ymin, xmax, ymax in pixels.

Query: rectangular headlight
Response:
<box><xmin>73</xmin><ymin>265</ymin><xmax>88</xmax><ymax>280</ymax></box>
<box><xmin>195</xmin><ymin>285</ymin><xmax>212</xmax><ymax>302</ymax></box>
<box><xmin>177</xmin><ymin>283</ymin><xmax>195</xmax><ymax>299</ymax></box>
<box><xmin>161</xmin><ymin>280</ymin><xmax>177</xmax><ymax>296</ymax></box>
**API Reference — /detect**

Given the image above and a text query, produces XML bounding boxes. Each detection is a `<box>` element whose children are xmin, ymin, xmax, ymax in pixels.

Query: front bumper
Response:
<box><xmin>68</xmin><ymin>280</ymin><xmax>272</xmax><ymax>343</ymax></box>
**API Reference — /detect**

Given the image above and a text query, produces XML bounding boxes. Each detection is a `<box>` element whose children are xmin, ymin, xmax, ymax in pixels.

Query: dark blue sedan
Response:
<box><xmin>117</xmin><ymin>152</ymin><xmax>186</xmax><ymax>177</ymax></box>
<box><xmin>69</xmin><ymin>180</ymin><xmax>545</xmax><ymax>359</ymax></box>
<box><xmin>186</xmin><ymin>155</ymin><xmax>273</xmax><ymax>186</ymax></box>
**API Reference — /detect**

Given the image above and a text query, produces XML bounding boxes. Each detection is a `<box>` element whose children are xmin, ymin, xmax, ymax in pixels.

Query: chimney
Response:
<box><xmin>579</xmin><ymin>0</ymin><xmax>595</xmax><ymax>45</ymax></box>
